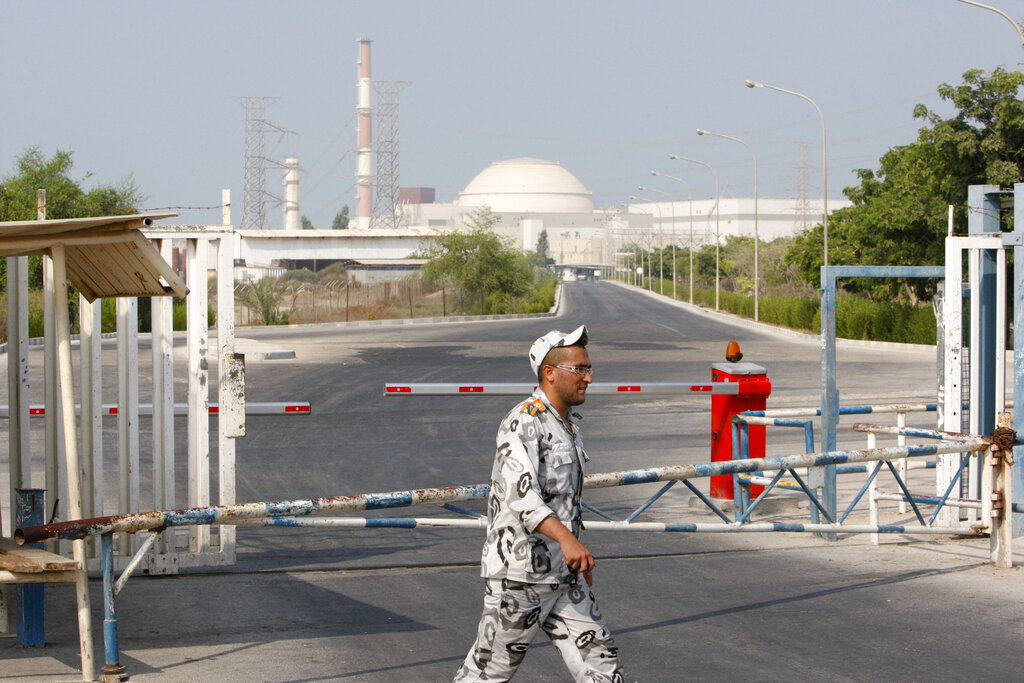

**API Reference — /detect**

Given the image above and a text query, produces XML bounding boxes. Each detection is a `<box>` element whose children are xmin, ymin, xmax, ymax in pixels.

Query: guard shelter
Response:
<box><xmin>0</xmin><ymin>212</ymin><xmax>184</xmax><ymax>681</ymax></box>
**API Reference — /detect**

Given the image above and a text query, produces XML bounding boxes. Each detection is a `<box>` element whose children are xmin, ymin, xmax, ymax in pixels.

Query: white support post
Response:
<box><xmin>967</xmin><ymin>249</ymin><xmax>982</xmax><ymax>525</ymax></box>
<box><xmin>996</xmin><ymin>248</ymin><xmax>1007</xmax><ymax>413</ymax></box>
<box><xmin>897</xmin><ymin>411</ymin><xmax>907</xmax><ymax>515</ymax></box>
<box><xmin>6</xmin><ymin>255</ymin><xmax>30</xmax><ymax>534</ymax></box>
<box><xmin>217</xmin><ymin>236</ymin><xmax>239</xmax><ymax>560</ymax></box>
<box><xmin>982</xmin><ymin>438</ymin><xmax>994</xmax><ymax>531</ymax></box>
<box><xmin>222</xmin><ymin>188</ymin><xmax>232</xmax><ymax>227</ymax></box>
<box><xmin>991</xmin><ymin>413</ymin><xmax>1014</xmax><ymax>567</ymax></box>
<box><xmin>868</xmin><ymin>432</ymin><xmax>879</xmax><ymax>546</ymax></box>
<box><xmin>939</xmin><ymin>238</ymin><xmax>963</xmax><ymax>527</ymax></box>
<box><xmin>150</xmin><ymin>239</ymin><xmax>177</xmax><ymax>571</ymax></box>
<box><xmin>2</xmin><ymin>254</ymin><xmax>28</xmax><ymax>634</ymax></box>
<box><xmin>79</xmin><ymin>296</ymin><xmax>103</xmax><ymax>558</ymax></box>
<box><xmin>116</xmin><ymin>297</ymin><xmax>140</xmax><ymax>558</ymax></box>
<box><xmin>187</xmin><ymin>238</ymin><xmax>211</xmax><ymax>553</ymax></box>
<box><xmin>50</xmin><ymin>244</ymin><xmax>96</xmax><ymax>683</ymax></box>
<box><xmin>43</xmin><ymin>252</ymin><xmax>61</xmax><ymax>552</ymax></box>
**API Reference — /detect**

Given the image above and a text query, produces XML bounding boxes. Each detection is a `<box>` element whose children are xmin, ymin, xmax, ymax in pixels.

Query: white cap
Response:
<box><xmin>529</xmin><ymin>324</ymin><xmax>588</xmax><ymax>375</ymax></box>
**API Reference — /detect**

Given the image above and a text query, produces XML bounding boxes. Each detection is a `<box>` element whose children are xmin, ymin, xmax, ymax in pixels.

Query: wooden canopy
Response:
<box><xmin>0</xmin><ymin>213</ymin><xmax>187</xmax><ymax>301</ymax></box>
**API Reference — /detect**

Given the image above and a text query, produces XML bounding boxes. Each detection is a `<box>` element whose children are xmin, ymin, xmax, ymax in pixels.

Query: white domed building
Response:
<box><xmin>455</xmin><ymin>158</ymin><xmax>596</xmax><ymax>213</ymax></box>
<box><xmin>403</xmin><ymin>158</ymin><xmax>640</xmax><ymax>272</ymax></box>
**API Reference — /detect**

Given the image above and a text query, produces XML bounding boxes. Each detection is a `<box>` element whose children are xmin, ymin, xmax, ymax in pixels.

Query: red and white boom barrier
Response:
<box><xmin>383</xmin><ymin>381</ymin><xmax>771</xmax><ymax>397</ymax></box>
<box><xmin>0</xmin><ymin>402</ymin><xmax>311</xmax><ymax>417</ymax></box>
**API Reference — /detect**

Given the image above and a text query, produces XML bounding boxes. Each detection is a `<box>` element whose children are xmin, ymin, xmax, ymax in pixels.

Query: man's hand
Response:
<box><xmin>536</xmin><ymin>516</ymin><xmax>595</xmax><ymax>574</ymax></box>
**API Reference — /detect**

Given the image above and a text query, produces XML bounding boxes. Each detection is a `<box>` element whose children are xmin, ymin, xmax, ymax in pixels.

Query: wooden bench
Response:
<box><xmin>0</xmin><ymin>536</ymin><xmax>81</xmax><ymax>584</ymax></box>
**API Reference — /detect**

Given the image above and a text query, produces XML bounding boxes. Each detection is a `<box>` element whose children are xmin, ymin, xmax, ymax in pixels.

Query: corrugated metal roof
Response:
<box><xmin>0</xmin><ymin>213</ymin><xmax>188</xmax><ymax>301</ymax></box>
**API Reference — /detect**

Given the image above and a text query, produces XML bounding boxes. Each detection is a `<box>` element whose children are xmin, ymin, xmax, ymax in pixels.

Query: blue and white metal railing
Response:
<box><xmin>16</xmin><ymin>439</ymin><xmax>999</xmax><ymax>546</ymax></box>
<box><xmin>732</xmin><ymin>403</ymin><xmax>950</xmax><ymax>525</ymax></box>
<box><xmin>15</xmin><ymin>436</ymin><xmax>1013</xmax><ymax>681</ymax></box>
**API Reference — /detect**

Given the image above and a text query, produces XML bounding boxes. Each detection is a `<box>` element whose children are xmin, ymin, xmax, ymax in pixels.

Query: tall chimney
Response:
<box><xmin>356</xmin><ymin>38</ymin><xmax>373</xmax><ymax>229</ymax></box>
<box><xmin>283</xmin><ymin>157</ymin><xmax>299</xmax><ymax>230</ymax></box>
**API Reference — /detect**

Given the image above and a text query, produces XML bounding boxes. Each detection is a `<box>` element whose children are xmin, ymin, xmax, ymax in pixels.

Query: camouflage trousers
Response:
<box><xmin>454</xmin><ymin>576</ymin><xmax>624</xmax><ymax>682</ymax></box>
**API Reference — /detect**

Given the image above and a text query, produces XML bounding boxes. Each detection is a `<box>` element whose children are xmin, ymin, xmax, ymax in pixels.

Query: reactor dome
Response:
<box><xmin>457</xmin><ymin>158</ymin><xmax>596</xmax><ymax>213</ymax></box>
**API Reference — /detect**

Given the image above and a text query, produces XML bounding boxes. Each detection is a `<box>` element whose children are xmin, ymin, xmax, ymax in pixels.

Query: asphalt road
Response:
<box><xmin>4</xmin><ymin>280</ymin><xmax>1023</xmax><ymax>682</ymax></box>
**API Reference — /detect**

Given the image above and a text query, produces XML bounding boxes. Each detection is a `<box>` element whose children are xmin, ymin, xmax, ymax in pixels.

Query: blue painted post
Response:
<box><xmin>818</xmin><ymin>266</ymin><xmax>944</xmax><ymax>536</ymax></box>
<box><xmin>968</xmin><ymin>184</ymin><xmax>1001</xmax><ymax>444</ymax></box>
<box><xmin>819</xmin><ymin>267</ymin><xmax>839</xmax><ymax>534</ymax></box>
<box><xmin>1012</xmin><ymin>182</ymin><xmax>1024</xmax><ymax>537</ymax></box>
<box><xmin>15</xmin><ymin>488</ymin><xmax>45</xmax><ymax>647</ymax></box>
<box><xmin>100</xmin><ymin>533</ymin><xmax>127</xmax><ymax>680</ymax></box>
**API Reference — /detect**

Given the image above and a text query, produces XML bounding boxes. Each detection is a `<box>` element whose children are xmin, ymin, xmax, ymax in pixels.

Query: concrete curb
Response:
<box><xmin>607</xmin><ymin>279</ymin><xmax>937</xmax><ymax>353</ymax></box>
<box><xmin>0</xmin><ymin>331</ymin><xmax>119</xmax><ymax>356</ymax></box>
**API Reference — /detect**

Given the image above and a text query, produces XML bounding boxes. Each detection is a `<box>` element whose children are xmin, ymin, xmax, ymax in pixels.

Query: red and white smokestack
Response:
<box><xmin>356</xmin><ymin>37</ymin><xmax>373</xmax><ymax>229</ymax></box>
<box><xmin>283</xmin><ymin>157</ymin><xmax>299</xmax><ymax>230</ymax></box>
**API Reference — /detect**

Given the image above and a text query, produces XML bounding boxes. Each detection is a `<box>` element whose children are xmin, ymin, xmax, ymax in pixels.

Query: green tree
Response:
<box><xmin>0</xmin><ymin>146</ymin><xmax>144</xmax><ymax>288</ymax></box>
<box><xmin>536</xmin><ymin>229</ymin><xmax>552</xmax><ymax>260</ymax></box>
<box><xmin>300</xmin><ymin>215</ymin><xmax>314</xmax><ymax>230</ymax></box>
<box><xmin>332</xmin><ymin>205</ymin><xmax>350</xmax><ymax>230</ymax></box>
<box><xmin>786</xmin><ymin>67</ymin><xmax>1024</xmax><ymax>299</ymax></box>
<box><xmin>417</xmin><ymin>207</ymin><xmax>531</xmax><ymax>313</ymax></box>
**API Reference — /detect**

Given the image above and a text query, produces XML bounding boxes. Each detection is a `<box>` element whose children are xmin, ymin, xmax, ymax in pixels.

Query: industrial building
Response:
<box><xmin>233</xmin><ymin>39</ymin><xmax>849</xmax><ymax>279</ymax></box>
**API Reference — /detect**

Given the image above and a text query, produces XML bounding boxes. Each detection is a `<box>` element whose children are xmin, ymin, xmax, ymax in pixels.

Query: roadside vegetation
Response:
<box><xmin>620</xmin><ymin>67</ymin><xmax>1024</xmax><ymax>345</ymax></box>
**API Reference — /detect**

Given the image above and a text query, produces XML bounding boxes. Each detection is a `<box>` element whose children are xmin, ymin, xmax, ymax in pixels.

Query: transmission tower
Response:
<box><xmin>791</xmin><ymin>142</ymin><xmax>813</xmax><ymax>232</ymax></box>
<box><xmin>234</xmin><ymin>96</ymin><xmax>291</xmax><ymax>230</ymax></box>
<box><xmin>371</xmin><ymin>81</ymin><xmax>410</xmax><ymax>229</ymax></box>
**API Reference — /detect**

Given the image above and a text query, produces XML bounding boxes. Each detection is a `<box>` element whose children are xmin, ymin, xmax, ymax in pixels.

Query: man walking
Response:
<box><xmin>455</xmin><ymin>324</ymin><xmax>624</xmax><ymax>682</ymax></box>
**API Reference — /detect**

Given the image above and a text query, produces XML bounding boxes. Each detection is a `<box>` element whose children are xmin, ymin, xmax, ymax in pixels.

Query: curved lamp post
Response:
<box><xmin>955</xmin><ymin>0</ymin><xmax>1024</xmax><ymax>46</ymax></box>
<box><xmin>696</xmin><ymin>128</ymin><xmax>759</xmax><ymax>321</ymax></box>
<box><xmin>745</xmin><ymin>79</ymin><xmax>828</xmax><ymax>267</ymax></box>
<box><xmin>668</xmin><ymin>154</ymin><xmax>720</xmax><ymax>310</ymax></box>
<box><xmin>620</xmin><ymin>202</ymin><xmax>651</xmax><ymax>288</ymax></box>
<box><xmin>651</xmin><ymin>170</ymin><xmax>694</xmax><ymax>304</ymax></box>
<box><xmin>637</xmin><ymin>185</ymin><xmax>672</xmax><ymax>296</ymax></box>
<box><xmin>629</xmin><ymin>196</ymin><xmax>662</xmax><ymax>292</ymax></box>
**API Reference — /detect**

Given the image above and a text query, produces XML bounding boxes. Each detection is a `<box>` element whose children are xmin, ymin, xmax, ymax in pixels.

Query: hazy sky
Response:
<box><xmin>1</xmin><ymin>1</ymin><xmax>1021</xmax><ymax>228</ymax></box>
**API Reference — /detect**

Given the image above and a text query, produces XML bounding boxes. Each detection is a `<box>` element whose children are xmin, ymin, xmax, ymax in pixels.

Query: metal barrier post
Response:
<box><xmin>100</xmin><ymin>532</ymin><xmax>127</xmax><ymax>681</ymax></box>
<box><xmin>866</xmin><ymin>434</ymin><xmax>879</xmax><ymax>546</ymax></box>
<box><xmin>897</xmin><ymin>411</ymin><xmax>908</xmax><ymax>514</ymax></box>
<box><xmin>15</xmin><ymin>488</ymin><xmax>45</xmax><ymax>646</ymax></box>
<box><xmin>711</xmin><ymin>351</ymin><xmax>771</xmax><ymax>503</ymax></box>
<box><xmin>991</xmin><ymin>413</ymin><xmax>1014</xmax><ymax>567</ymax></box>
<box><xmin>819</xmin><ymin>267</ymin><xmax>839</xmax><ymax>537</ymax></box>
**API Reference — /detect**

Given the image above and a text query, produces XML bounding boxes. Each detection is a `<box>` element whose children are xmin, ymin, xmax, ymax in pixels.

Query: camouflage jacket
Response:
<box><xmin>480</xmin><ymin>389</ymin><xmax>587</xmax><ymax>584</ymax></box>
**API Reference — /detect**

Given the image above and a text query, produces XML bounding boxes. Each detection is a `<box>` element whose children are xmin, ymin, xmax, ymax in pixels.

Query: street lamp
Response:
<box><xmin>620</xmin><ymin>202</ymin><xmax>650</xmax><ymax>287</ymax></box>
<box><xmin>745</xmin><ymin>79</ymin><xmax>828</xmax><ymax>267</ymax></box>
<box><xmin>637</xmin><ymin>186</ymin><xmax>671</xmax><ymax>296</ymax></box>
<box><xmin>697</xmin><ymin>128</ymin><xmax>760</xmax><ymax>321</ymax></box>
<box><xmin>669</xmin><ymin>154</ymin><xmax>721</xmax><ymax>311</ymax></box>
<box><xmin>651</xmin><ymin>170</ymin><xmax>694</xmax><ymax>304</ymax></box>
<box><xmin>629</xmin><ymin>196</ymin><xmax>661</xmax><ymax>292</ymax></box>
<box><xmin>955</xmin><ymin>0</ymin><xmax>1024</xmax><ymax>47</ymax></box>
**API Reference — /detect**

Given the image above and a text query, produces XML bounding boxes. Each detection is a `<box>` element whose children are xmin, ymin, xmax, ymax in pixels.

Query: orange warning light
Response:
<box><xmin>725</xmin><ymin>341</ymin><xmax>743</xmax><ymax>363</ymax></box>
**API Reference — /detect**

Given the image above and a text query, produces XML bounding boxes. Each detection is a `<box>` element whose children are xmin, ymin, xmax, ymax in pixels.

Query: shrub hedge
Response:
<box><xmin>647</xmin><ymin>279</ymin><xmax>936</xmax><ymax>345</ymax></box>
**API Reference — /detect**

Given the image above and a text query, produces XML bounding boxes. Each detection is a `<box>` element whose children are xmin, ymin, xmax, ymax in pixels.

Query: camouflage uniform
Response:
<box><xmin>455</xmin><ymin>390</ymin><xmax>623</xmax><ymax>682</ymax></box>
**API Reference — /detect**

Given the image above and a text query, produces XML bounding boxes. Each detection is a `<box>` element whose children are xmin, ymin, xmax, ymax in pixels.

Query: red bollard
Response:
<box><xmin>710</xmin><ymin>342</ymin><xmax>771</xmax><ymax>501</ymax></box>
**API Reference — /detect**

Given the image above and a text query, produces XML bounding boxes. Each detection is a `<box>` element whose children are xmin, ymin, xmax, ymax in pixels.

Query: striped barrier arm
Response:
<box><xmin>383</xmin><ymin>381</ymin><xmax>770</xmax><ymax>396</ymax></box>
<box><xmin>0</xmin><ymin>402</ymin><xmax>311</xmax><ymax>417</ymax></box>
